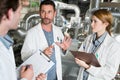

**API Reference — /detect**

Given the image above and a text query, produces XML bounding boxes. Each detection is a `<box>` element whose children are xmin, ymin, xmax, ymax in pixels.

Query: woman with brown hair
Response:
<box><xmin>75</xmin><ymin>9</ymin><xmax>120</xmax><ymax>80</ymax></box>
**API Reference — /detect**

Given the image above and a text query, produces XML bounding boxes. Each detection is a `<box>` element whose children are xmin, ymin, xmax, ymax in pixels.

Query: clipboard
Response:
<box><xmin>17</xmin><ymin>50</ymin><xmax>54</xmax><ymax>80</ymax></box>
<box><xmin>70</xmin><ymin>50</ymin><xmax>101</xmax><ymax>67</ymax></box>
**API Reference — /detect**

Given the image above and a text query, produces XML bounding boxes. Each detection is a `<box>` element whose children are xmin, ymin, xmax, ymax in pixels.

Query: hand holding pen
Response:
<box><xmin>20</xmin><ymin>65</ymin><xmax>46</xmax><ymax>80</ymax></box>
<box><xmin>20</xmin><ymin>64</ymin><xmax>34</xmax><ymax>80</ymax></box>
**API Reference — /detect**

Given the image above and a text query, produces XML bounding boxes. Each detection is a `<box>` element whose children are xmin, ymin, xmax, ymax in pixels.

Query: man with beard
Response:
<box><xmin>21</xmin><ymin>0</ymin><xmax>71</xmax><ymax>80</ymax></box>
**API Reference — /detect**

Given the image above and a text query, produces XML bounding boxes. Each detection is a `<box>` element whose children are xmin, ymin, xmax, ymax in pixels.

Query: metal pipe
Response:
<box><xmin>89</xmin><ymin>0</ymin><xmax>100</xmax><ymax>9</ymax></box>
<box><xmin>25</xmin><ymin>14</ymin><xmax>39</xmax><ymax>30</ymax></box>
<box><xmin>112</xmin><ymin>12</ymin><xmax>120</xmax><ymax>17</ymax></box>
<box><xmin>54</xmin><ymin>1</ymin><xmax>80</xmax><ymax>17</ymax></box>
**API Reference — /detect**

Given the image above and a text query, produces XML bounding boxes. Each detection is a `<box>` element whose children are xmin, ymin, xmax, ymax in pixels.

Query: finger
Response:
<box><xmin>75</xmin><ymin>58</ymin><xmax>79</xmax><ymax>61</ymax></box>
<box><xmin>46</xmin><ymin>47</ymin><xmax>50</xmax><ymax>50</ymax></box>
<box><xmin>55</xmin><ymin>42</ymin><xmax>61</xmax><ymax>46</ymax></box>
<box><xmin>65</xmin><ymin>35</ymin><xmax>71</xmax><ymax>41</ymax></box>
<box><xmin>65</xmin><ymin>36</ymin><xmax>71</xmax><ymax>42</ymax></box>
<box><xmin>64</xmin><ymin>36</ymin><xmax>67</xmax><ymax>41</ymax></box>
<box><xmin>49</xmin><ymin>46</ymin><xmax>54</xmax><ymax>51</ymax></box>
<box><xmin>63</xmin><ymin>37</ymin><xmax>66</xmax><ymax>42</ymax></box>
<box><xmin>21</xmin><ymin>66</ymin><xmax>26</xmax><ymax>73</ymax></box>
<box><xmin>28</xmin><ymin>64</ymin><xmax>33</xmax><ymax>70</ymax></box>
<box><xmin>37</xmin><ymin>73</ymin><xmax>46</xmax><ymax>80</ymax></box>
<box><xmin>36</xmin><ymin>76</ymin><xmax>43</xmax><ymax>80</ymax></box>
<box><xmin>36</xmin><ymin>77</ymin><xmax>40</xmax><ymax>80</ymax></box>
<box><xmin>67</xmin><ymin>37</ymin><xmax>72</xmax><ymax>42</ymax></box>
<box><xmin>41</xmin><ymin>73</ymin><xmax>46</xmax><ymax>78</ymax></box>
<box><xmin>64</xmin><ymin>32</ymin><xmax>70</xmax><ymax>37</ymax></box>
<box><xmin>49</xmin><ymin>45</ymin><xmax>54</xmax><ymax>48</ymax></box>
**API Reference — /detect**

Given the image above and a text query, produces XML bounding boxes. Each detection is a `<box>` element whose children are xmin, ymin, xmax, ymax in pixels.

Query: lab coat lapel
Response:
<box><xmin>0</xmin><ymin>41</ymin><xmax>16</xmax><ymax>66</ymax></box>
<box><xmin>94</xmin><ymin>33</ymin><xmax>110</xmax><ymax>61</ymax></box>
<box><xmin>86</xmin><ymin>35</ymin><xmax>94</xmax><ymax>53</ymax></box>
<box><xmin>52</xmin><ymin>24</ymin><xmax>62</xmax><ymax>80</ymax></box>
<box><xmin>38</xmin><ymin>23</ymin><xmax>49</xmax><ymax>50</ymax></box>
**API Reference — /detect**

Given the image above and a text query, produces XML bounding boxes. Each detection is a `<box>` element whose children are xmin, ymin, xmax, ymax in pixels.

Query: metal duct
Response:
<box><xmin>25</xmin><ymin>13</ymin><xmax>40</xmax><ymax>30</ymax></box>
<box><xmin>54</xmin><ymin>1</ymin><xmax>80</xmax><ymax>17</ymax></box>
<box><xmin>89</xmin><ymin>0</ymin><xmax>100</xmax><ymax>9</ymax></box>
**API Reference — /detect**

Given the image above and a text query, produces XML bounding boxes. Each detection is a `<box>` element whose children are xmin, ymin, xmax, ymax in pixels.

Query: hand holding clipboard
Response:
<box><xmin>17</xmin><ymin>50</ymin><xmax>54</xmax><ymax>80</ymax></box>
<box><xmin>70</xmin><ymin>50</ymin><xmax>101</xmax><ymax>67</ymax></box>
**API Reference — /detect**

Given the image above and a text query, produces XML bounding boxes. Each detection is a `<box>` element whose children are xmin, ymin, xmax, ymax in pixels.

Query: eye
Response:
<box><xmin>90</xmin><ymin>19</ymin><xmax>93</xmax><ymax>23</ymax></box>
<box><xmin>92</xmin><ymin>19</ymin><xmax>97</xmax><ymax>23</ymax></box>
<box><xmin>94</xmin><ymin>20</ymin><xmax>97</xmax><ymax>23</ymax></box>
<box><xmin>41</xmin><ymin>10</ymin><xmax>45</xmax><ymax>14</ymax></box>
<box><xmin>48</xmin><ymin>11</ymin><xmax>52</xmax><ymax>14</ymax></box>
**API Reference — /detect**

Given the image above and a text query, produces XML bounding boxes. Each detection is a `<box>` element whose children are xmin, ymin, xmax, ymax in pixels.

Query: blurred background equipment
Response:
<box><xmin>9</xmin><ymin>0</ymin><xmax>120</xmax><ymax>80</ymax></box>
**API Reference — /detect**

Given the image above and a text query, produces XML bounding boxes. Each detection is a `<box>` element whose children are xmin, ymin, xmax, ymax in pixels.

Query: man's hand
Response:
<box><xmin>75</xmin><ymin>58</ymin><xmax>90</xmax><ymax>69</ymax></box>
<box><xmin>36</xmin><ymin>73</ymin><xmax>46</xmax><ymax>80</ymax></box>
<box><xmin>43</xmin><ymin>45</ymin><xmax>54</xmax><ymax>57</ymax></box>
<box><xmin>56</xmin><ymin>36</ymin><xmax>72</xmax><ymax>50</ymax></box>
<box><xmin>20</xmin><ymin>65</ymin><xmax>34</xmax><ymax>80</ymax></box>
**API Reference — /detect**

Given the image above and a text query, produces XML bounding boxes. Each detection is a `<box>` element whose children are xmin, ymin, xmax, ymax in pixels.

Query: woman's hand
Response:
<box><xmin>75</xmin><ymin>58</ymin><xmax>90</xmax><ymax>69</ymax></box>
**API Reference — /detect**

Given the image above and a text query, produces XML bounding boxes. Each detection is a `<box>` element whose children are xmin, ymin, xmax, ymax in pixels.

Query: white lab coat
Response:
<box><xmin>21</xmin><ymin>23</ymin><xmax>64</xmax><ymax>80</ymax></box>
<box><xmin>77</xmin><ymin>33</ymin><xmax>120</xmax><ymax>80</ymax></box>
<box><xmin>0</xmin><ymin>40</ymin><xmax>27</xmax><ymax>80</ymax></box>
<box><xmin>0</xmin><ymin>41</ymin><xmax>17</xmax><ymax>80</ymax></box>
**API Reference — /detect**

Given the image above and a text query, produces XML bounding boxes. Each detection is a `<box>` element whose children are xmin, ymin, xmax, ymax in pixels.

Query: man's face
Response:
<box><xmin>40</xmin><ymin>5</ymin><xmax>56</xmax><ymax>25</ymax></box>
<box><xmin>10</xmin><ymin>5</ymin><xmax>22</xmax><ymax>30</ymax></box>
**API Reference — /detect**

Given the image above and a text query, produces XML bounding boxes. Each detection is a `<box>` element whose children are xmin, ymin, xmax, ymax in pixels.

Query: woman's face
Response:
<box><xmin>91</xmin><ymin>15</ymin><xmax>107</xmax><ymax>36</ymax></box>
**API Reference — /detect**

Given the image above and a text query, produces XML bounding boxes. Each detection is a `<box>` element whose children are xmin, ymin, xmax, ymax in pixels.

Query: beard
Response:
<box><xmin>41</xmin><ymin>18</ymin><xmax>53</xmax><ymax>25</ymax></box>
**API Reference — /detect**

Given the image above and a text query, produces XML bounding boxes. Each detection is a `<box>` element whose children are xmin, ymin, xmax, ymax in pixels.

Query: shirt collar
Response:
<box><xmin>93</xmin><ymin>32</ymin><xmax>107</xmax><ymax>45</ymax></box>
<box><xmin>0</xmin><ymin>35</ymin><xmax>14</xmax><ymax>49</ymax></box>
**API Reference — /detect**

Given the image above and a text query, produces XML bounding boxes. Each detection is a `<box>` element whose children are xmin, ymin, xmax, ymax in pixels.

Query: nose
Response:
<box><xmin>91</xmin><ymin>21</ymin><xmax>94</xmax><ymax>27</ymax></box>
<box><xmin>45</xmin><ymin>12</ymin><xmax>48</xmax><ymax>18</ymax></box>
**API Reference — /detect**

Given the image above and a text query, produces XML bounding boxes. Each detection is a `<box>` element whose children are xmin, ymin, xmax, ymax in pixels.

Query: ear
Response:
<box><xmin>7</xmin><ymin>9</ymin><xmax>14</xmax><ymax>21</ymax></box>
<box><xmin>104</xmin><ymin>22</ymin><xmax>109</xmax><ymax>27</ymax></box>
<box><xmin>54</xmin><ymin>10</ymin><xmax>57</xmax><ymax>17</ymax></box>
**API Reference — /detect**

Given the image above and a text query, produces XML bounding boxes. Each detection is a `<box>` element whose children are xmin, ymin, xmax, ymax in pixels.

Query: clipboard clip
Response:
<box><xmin>39</xmin><ymin>49</ymin><xmax>51</xmax><ymax>62</ymax></box>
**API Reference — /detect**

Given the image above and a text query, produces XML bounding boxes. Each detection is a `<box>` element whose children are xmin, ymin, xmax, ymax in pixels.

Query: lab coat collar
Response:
<box><xmin>0</xmin><ymin>35</ymin><xmax>14</xmax><ymax>49</ymax></box>
<box><xmin>90</xmin><ymin>32</ymin><xmax>111</xmax><ymax>46</ymax></box>
<box><xmin>102</xmin><ymin>32</ymin><xmax>112</xmax><ymax>46</ymax></box>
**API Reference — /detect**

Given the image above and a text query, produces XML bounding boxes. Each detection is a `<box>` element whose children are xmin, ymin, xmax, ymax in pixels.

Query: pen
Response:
<box><xmin>25</xmin><ymin>65</ymin><xmax>30</xmax><ymax>71</ymax></box>
<box><xmin>39</xmin><ymin>49</ymin><xmax>51</xmax><ymax>62</ymax></box>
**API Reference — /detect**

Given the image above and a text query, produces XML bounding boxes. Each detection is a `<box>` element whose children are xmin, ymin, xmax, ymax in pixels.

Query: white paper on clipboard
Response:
<box><xmin>17</xmin><ymin>50</ymin><xmax>54</xmax><ymax>80</ymax></box>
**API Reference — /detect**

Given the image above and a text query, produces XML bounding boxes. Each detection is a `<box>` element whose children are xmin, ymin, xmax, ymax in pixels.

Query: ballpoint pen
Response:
<box><xmin>25</xmin><ymin>65</ymin><xmax>30</xmax><ymax>71</ymax></box>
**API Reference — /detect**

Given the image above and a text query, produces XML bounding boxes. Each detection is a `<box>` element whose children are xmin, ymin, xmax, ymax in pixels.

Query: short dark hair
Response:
<box><xmin>0</xmin><ymin>0</ymin><xmax>19</xmax><ymax>23</ymax></box>
<box><xmin>39</xmin><ymin>0</ymin><xmax>56</xmax><ymax>11</ymax></box>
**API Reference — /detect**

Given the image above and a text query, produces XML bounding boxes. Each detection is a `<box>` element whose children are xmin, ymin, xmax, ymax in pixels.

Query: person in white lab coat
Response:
<box><xmin>0</xmin><ymin>0</ymin><xmax>34</xmax><ymax>80</ymax></box>
<box><xmin>75</xmin><ymin>9</ymin><xmax>120</xmax><ymax>80</ymax></box>
<box><xmin>21</xmin><ymin>0</ymin><xmax>71</xmax><ymax>80</ymax></box>
<box><xmin>0</xmin><ymin>0</ymin><xmax>44</xmax><ymax>80</ymax></box>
